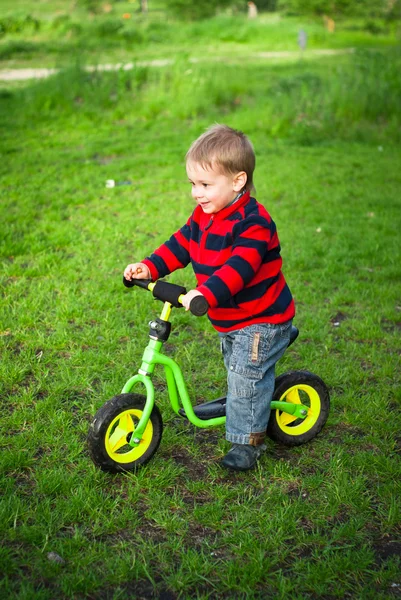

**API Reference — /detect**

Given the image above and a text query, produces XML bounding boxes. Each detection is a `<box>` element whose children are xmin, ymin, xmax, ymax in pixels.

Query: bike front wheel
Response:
<box><xmin>87</xmin><ymin>393</ymin><xmax>163</xmax><ymax>473</ymax></box>
<box><xmin>267</xmin><ymin>371</ymin><xmax>330</xmax><ymax>446</ymax></box>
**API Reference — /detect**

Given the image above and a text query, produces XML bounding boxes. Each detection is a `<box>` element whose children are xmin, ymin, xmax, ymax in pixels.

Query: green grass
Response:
<box><xmin>1</xmin><ymin>23</ymin><xmax>401</xmax><ymax>600</ymax></box>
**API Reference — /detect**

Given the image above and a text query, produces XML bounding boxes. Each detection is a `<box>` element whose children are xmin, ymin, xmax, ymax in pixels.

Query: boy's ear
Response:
<box><xmin>233</xmin><ymin>171</ymin><xmax>247</xmax><ymax>192</ymax></box>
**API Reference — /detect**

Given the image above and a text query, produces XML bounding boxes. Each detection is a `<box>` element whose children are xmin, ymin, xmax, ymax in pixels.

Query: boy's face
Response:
<box><xmin>186</xmin><ymin>161</ymin><xmax>246</xmax><ymax>215</ymax></box>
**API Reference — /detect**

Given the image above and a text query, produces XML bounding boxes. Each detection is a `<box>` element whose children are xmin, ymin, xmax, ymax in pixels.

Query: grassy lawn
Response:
<box><xmin>1</xmin><ymin>4</ymin><xmax>401</xmax><ymax>597</ymax></box>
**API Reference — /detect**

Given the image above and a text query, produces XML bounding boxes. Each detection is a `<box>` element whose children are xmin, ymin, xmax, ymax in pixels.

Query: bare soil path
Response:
<box><xmin>0</xmin><ymin>48</ymin><xmax>355</xmax><ymax>81</ymax></box>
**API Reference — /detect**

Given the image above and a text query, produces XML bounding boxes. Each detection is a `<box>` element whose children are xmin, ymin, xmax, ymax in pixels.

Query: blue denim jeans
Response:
<box><xmin>219</xmin><ymin>321</ymin><xmax>292</xmax><ymax>446</ymax></box>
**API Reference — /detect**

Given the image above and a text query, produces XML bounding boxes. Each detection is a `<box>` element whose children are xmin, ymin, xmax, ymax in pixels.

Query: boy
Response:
<box><xmin>124</xmin><ymin>124</ymin><xmax>295</xmax><ymax>471</ymax></box>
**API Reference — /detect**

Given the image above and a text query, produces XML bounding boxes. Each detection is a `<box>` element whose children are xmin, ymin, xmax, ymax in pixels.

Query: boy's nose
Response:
<box><xmin>192</xmin><ymin>187</ymin><xmax>202</xmax><ymax>200</ymax></box>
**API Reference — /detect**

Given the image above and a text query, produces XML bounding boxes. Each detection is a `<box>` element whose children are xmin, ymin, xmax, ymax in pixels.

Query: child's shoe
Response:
<box><xmin>221</xmin><ymin>443</ymin><xmax>266</xmax><ymax>471</ymax></box>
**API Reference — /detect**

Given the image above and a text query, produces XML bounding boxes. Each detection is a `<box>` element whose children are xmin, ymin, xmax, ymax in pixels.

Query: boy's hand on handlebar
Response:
<box><xmin>181</xmin><ymin>289</ymin><xmax>204</xmax><ymax>311</ymax></box>
<box><xmin>124</xmin><ymin>263</ymin><xmax>151</xmax><ymax>281</ymax></box>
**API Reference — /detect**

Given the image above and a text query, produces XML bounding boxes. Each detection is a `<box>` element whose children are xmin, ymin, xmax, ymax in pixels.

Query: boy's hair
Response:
<box><xmin>186</xmin><ymin>124</ymin><xmax>255</xmax><ymax>192</ymax></box>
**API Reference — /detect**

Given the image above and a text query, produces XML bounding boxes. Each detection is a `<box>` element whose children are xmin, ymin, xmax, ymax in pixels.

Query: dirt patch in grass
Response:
<box><xmin>170</xmin><ymin>447</ymin><xmax>211</xmax><ymax>480</ymax></box>
<box><xmin>373</xmin><ymin>538</ymin><xmax>401</xmax><ymax>563</ymax></box>
<box><xmin>270</xmin><ymin>445</ymin><xmax>294</xmax><ymax>461</ymax></box>
<box><xmin>326</xmin><ymin>422</ymin><xmax>367</xmax><ymax>444</ymax></box>
<box><xmin>381</xmin><ymin>318</ymin><xmax>401</xmax><ymax>333</ymax></box>
<box><xmin>94</xmin><ymin>579</ymin><xmax>177</xmax><ymax>600</ymax></box>
<box><xmin>181</xmin><ymin>489</ymin><xmax>211</xmax><ymax>508</ymax></box>
<box><xmin>297</xmin><ymin>516</ymin><xmax>315</xmax><ymax>532</ymax></box>
<box><xmin>167</xmin><ymin>428</ymin><xmax>222</xmax><ymax>480</ymax></box>
<box><xmin>9</xmin><ymin>471</ymin><xmax>36</xmax><ymax>495</ymax></box>
<box><xmin>193</xmin><ymin>427</ymin><xmax>221</xmax><ymax>447</ymax></box>
<box><xmin>323</xmin><ymin>423</ymin><xmax>383</xmax><ymax>455</ymax></box>
<box><xmin>330</xmin><ymin>311</ymin><xmax>348</xmax><ymax>326</ymax></box>
<box><xmin>89</xmin><ymin>519</ymin><xmax>168</xmax><ymax>546</ymax></box>
<box><xmin>185</xmin><ymin>520</ymin><xmax>220</xmax><ymax>551</ymax></box>
<box><xmin>285</xmin><ymin>480</ymin><xmax>310</xmax><ymax>500</ymax></box>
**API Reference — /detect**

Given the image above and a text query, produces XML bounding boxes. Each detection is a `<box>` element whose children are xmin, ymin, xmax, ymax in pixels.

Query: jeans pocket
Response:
<box><xmin>230</xmin><ymin>328</ymin><xmax>275</xmax><ymax>380</ymax></box>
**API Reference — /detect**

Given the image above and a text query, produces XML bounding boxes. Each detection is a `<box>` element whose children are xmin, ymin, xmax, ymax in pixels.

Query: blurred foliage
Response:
<box><xmin>75</xmin><ymin>0</ymin><xmax>114</xmax><ymax>13</ymax></box>
<box><xmin>75</xmin><ymin>0</ymin><xmax>137</xmax><ymax>14</ymax></box>
<box><xmin>0</xmin><ymin>15</ymin><xmax>40</xmax><ymax>38</ymax></box>
<box><xmin>166</xmin><ymin>0</ymin><xmax>237</xmax><ymax>20</ymax></box>
<box><xmin>277</xmin><ymin>0</ymin><xmax>401</xmax><ymax>19</ymax></box>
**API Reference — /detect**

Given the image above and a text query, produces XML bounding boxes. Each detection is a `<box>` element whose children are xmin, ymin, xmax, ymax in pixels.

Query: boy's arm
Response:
<box><xmin>142</xmin><ymin>218</ymin><xmax>191</xmax><ymax>281</ymax></box>
<box><xmin>197</xmin><ymin>216</ymin><xmax>278</xmax><ymax>308</ymax></box>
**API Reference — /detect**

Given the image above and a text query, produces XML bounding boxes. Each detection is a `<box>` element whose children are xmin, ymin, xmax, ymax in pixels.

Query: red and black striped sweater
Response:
<box><xmin>143</xmin><ymin>191</ymin><xmax>295</xmax><ymax>333</ymax></box>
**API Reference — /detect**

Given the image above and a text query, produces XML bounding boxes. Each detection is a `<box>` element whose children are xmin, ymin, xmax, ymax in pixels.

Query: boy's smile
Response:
<box><xmin>186</xmin><ymin>161</ymin><xmax>247</xmax><ymax>215</ymax></box>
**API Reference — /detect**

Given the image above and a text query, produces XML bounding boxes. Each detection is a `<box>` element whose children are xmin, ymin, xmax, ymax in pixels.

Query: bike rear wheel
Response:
<box><xmin>267</xmin><ymin>371</ymin><xmax>329</xmax><ymax>446</ymax></box>
<box><xmin>87</xmin><ymin>393</ymin><xmax>163</xmax><ymax>473</ymax></box>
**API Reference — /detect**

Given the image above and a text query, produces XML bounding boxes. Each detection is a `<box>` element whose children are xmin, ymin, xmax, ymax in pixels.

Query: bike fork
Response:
<box><xmin>119</xmin><ymin>337</ymin><xmax>163</xmax><ymax>447</ymax></box>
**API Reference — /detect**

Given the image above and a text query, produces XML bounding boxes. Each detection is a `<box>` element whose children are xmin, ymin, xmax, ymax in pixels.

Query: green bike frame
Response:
<box><xmin>120</xmin><ymin>301</ymin><xmax>309</xmax><ymax>448</ymax></box>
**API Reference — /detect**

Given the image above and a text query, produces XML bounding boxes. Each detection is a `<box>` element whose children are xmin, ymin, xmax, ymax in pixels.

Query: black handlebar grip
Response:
<box><xmin>123</xmin><ymin>276</ymin><xmax>135</xmax><ymax>288</ymax></box>
<box><xmin>189</xmin><ymin>295</ymin><xmax>209</xmax><ymax>317</ymax></box>
<box><xmin>123</xmin><ymin>276</ymin><xmax>152</xmax><ymax>289</ymax></box>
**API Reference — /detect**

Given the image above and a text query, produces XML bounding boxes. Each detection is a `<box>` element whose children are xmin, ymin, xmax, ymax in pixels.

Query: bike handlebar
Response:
<box><xmin>123</xmin><ymin>277</ymin><xmax>209</xmax><ymax>317</ymax></box>
<box><xmin>123</xmin><ymin>277</ymin><xmax>150</xmax><ymax>290</ymax></box>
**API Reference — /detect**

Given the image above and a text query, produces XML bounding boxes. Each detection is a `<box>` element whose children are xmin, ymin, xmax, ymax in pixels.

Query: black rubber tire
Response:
<box><xmin>87</xmin><ymin>393</ymin><xmax>163</xmax><ymax>473</ymax></box>
<box><xmin>267</xmin><ymin>370</ymin><xmax>330</xmax><ymax>446</ymax></box>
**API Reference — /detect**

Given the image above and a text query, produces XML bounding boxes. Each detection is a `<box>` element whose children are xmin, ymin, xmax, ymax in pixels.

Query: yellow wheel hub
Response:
<box><xmin>105</xmin><ymin>409</ymin><xmax>153</xmax><ymax>464</ymax></box>
<box><xmin>275</xmin><ymin>384</ymin><xmax>321</xmax><ymax>435</ymax></box>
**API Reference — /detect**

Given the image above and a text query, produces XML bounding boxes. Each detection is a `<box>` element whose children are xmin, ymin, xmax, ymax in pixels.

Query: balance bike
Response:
<box><xmin>87</xmin><ymin>278</ymin><xmax>330</xmax><ymax>473</ymax></box>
